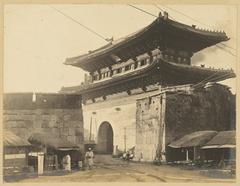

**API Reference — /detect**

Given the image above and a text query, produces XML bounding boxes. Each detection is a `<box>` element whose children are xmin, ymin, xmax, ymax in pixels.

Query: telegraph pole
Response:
<box><xmin>89</xmin><ymin>116</ymin><xmax>92</xmax><ymax>141</ymax></box>
<box><xmin>124</xmin><ymin>127</ymin><xmax>127</xmax><ymax>152</ymax></box>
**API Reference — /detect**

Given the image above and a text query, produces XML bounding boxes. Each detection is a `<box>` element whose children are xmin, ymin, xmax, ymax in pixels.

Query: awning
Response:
<box><xmin>201</xmin><ymin>145</ymin><xmax>236</xmax><ymax>149</ymax></box>
<box><xmin>201</xmin><ymin>131</ymin><xmax>235</xmax><ymax>149</ymax></box>
<box><xmin>168</xmin><ymin>131</ymin><xmax>218</xmax><ymax>148</ymax></box>
<box><xmin>4</xmin><ymin>130</ymin><xmax>31</xmax><ymax>147</ymax></box>
<box><xmin>84</xmin><ymin>140</ymin><xmax>96</xmax><ymax>145</ymax></box>
<box><xmin>28</xmin><ymin>132</ymin><xmax>79</xmax><ymax>151</ymax></box>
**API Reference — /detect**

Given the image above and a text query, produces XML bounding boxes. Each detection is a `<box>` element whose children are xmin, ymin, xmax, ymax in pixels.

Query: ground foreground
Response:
<box><xmin>13</xmin><ymin>155</ymin><xmax>235</xmax><ymax>183</ymax></box>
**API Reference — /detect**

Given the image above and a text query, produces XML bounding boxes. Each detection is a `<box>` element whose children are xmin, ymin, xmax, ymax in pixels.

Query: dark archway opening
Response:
<box><xmin>97</xmin><ymin>122</ymin><xmax>113</xmax><ymax>154</ymax></box>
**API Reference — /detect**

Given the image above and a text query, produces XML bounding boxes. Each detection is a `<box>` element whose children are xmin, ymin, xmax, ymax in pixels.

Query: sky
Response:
<box><xmin>4</xmin><ymin>4</ymin><xmax>237</xmax><ymax>93</ymax></box>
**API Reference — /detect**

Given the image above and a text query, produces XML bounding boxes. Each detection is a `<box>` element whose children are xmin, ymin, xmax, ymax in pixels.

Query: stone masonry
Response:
<box><xmin>135</xmin><ymin>83</ymin><xmax>235</xmax><ymax>162</ymax></box>
<box><xmin>83</xmin><ymin>88</ymin><xmax>165</xmax><ymax>154</ymax></box>
<box><xmin>3</xmin><ymin>93</ymin><xmax>84</xmax><ymax>150</ymax></box>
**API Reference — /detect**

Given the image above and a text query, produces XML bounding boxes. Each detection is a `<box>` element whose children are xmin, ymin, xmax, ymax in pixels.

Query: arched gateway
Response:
<box><xmin>97</xmin><ymin>122</ymin><xmax>113</xmax><ymax>154</ymax></box>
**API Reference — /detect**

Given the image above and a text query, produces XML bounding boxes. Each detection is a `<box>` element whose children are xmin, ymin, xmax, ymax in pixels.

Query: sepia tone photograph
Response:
<box><xmin>2</xmin><ymin>4</ymin><xmax>237</xmax><ymax>183</ymax></box>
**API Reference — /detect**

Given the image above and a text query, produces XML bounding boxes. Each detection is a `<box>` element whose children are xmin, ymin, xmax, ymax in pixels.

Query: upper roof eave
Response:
<box><xmin>64</xmin><ymin>14</ymin><xmax>229</xmax><ymax>70</ymax></box>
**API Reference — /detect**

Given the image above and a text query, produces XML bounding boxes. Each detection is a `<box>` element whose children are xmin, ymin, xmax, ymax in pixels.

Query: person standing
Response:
<box><xmin>77</xmin><ymin>150</ymin><xmax>83</xmax><ymax>170</ymax></box>
<box><xmin>126</xmin><ymin>151</ymin><xmax>130</xmax><ymax>164</ymax></box>
<box><xmin>63</xmin><ymin>154</ymin><xmax>71</xmax><ymax>172</ymax></box>
<box><xmin>54</xmin><ymin>154</ymin><xmax>59</xmax><ymax>170</ymax></box>
<box><xmin>85</xmin><ymin>148</ymin><xmax>94</xmax><ymax>170</ymax></box>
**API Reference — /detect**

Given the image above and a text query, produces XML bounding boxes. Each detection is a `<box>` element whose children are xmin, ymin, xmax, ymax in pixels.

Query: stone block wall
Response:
<box><xmin>82</xmin><ymin>89</ymin><xmax>162</xmax><ymax>154</ymax></box>
<box><xmin>3</xmin><ymin>93</ymin><xmax>84</xmax><ymax>150</ymax></box>
<box><xmin>83</xmin><ymin>99</ymin><xmax>137</xmax><ymax>154</ymax></box>
<box><xmin>165</xmin><ymin>84</ymin><xmax>233</xmax><ymax>145</ymax></box>
<box><xmin>135</xmin><ymin>95</ymin><xmax>163</xmax><ymax>161</ymax></box>
<box><xmin>135</xmin><ymin>84</ymin><xmax>235</xmax><ymax>162</ymax></box>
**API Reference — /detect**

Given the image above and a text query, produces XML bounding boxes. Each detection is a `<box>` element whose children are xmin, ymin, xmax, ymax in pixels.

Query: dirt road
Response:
<box><xmin>18</xmin><ymin>155</ymin><xmax>235</xmax><ymax>183</ymax></box>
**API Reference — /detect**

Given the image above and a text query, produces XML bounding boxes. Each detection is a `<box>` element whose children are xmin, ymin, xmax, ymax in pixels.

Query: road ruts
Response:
<box><xmin>94</xmin><ymin>161</ymin><xmax>167</xmax><ymax>182</ymax></box>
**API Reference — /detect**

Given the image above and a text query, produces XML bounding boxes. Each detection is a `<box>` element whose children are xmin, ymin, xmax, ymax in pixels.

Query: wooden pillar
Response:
<box><xmin>38</xmin><ymin>152</ymin><xmax>44</xmax><ymax>175</ymax></box>
<box><xmin>130</xmin><ymin>63</ymin><xmax>134</xmax><ymax>70</ymax></box>
<box><xmin>194</xmin><ymin>147</ymin><xmax>196</xmax><ymax>161</ymax></box>
<box><xmin>161</xmin><ymin>94</ymin><xmax>167</xmax><ymax>163</ymax></box>
<box><xmin>138</xmin><ymin>61</ymin><xmax>141</xmax><ymax>68</ymax></box>
<box><xmin>146</xmin><ymin>58</ymin><xmax>150</xmax><ymax>65</ymax></box>
<box><xmin>25</xmin><ymin>148</ymin><xmax>29</xmax><ymax>167</ymax></box>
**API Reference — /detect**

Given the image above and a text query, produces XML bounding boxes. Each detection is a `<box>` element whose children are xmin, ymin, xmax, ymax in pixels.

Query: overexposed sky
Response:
<box><xmin>4</xmin><ymin>4</ymin><xmax>237</xmax><ymax>93</ymax></box>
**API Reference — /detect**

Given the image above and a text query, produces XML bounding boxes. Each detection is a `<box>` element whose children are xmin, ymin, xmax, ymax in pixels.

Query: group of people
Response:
<box><xmin>122</xmin><ymin>150</ymin><xmax>134</xmax><ymax>163</ymax></box>
<box><xmin>62</xmin><ymin>148</ymin><xmax>94</xmax><ymax>172</ymax></box>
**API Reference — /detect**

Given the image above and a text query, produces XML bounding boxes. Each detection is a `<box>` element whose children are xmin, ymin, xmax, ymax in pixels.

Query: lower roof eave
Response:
<box><xmin>61</xmin><ymin>60</ymin><xmax>236</xmax><ymax>95</ymax></box>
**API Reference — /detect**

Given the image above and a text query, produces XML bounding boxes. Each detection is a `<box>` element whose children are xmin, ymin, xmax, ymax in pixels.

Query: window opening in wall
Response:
<box><xmin>116</xmin><ymin>68</ymin><xmax>122</xmax><ymax>74</ymax></box>
<box><xmin>93</xmin><ymin>75</ymin><xmax>98</xmax><ymax>81</ymax></box>
<box><xmin>178</xmin><ymin>57</ymin><xmax>182</xmax><ymax>63</ymax></box>
<box><xmin>140</xmin><ymin>59</ymin><xmax>147</xmax><ymax>66</ymax></box>
<box><xmin>134</xmin><ymin>61</ymin><xmax>138</xmax><ymax>69</ymax></box>
<box><xmin>149</xmin><ymin>97</ymin><xmax>152</xmax><ymax>105</ymax></box>
<box><xmin>125</xmin><ymin>65</ymin><xmax>131</xmax><ymax>71</ymax></box>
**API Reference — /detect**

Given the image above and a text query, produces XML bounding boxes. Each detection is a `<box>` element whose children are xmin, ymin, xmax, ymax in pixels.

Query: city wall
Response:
<box><xmin>135</xmin><ymin>84</ymin><xmax>235</xmax><ymax>162</ymax></box>
<box><xmin>3</xmin><ymin>93</ymin><xmax>84</xmax><ymax>150</ymax></box>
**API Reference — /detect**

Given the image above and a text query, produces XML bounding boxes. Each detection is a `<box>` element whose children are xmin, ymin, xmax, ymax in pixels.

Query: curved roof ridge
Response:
<box><xmin>64</xmin><ymin>13</ymin><xmax>229</xmax><ymax>71</ymax></box>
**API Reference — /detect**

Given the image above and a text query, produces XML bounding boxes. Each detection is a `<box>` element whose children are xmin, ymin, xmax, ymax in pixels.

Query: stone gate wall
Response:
<box><xmin>135</xmin><ymin>84</ymin><xmax>235</xmax><ymax>162</ymax></box>
<box><xmin>3</xmin><ymin>93</ymin><xmax>84</xmax><ymax>150</ymax></box>
<box><xmin>83</xmin><ymin>89</ymin><xmax>162</xmax><ymax>154</ymax></box>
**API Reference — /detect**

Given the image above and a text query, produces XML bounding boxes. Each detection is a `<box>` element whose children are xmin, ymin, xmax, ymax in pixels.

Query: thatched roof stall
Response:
<box><xmin>201</xmin><ymin>131</ymin><xmax>236</xmax><ymax>149</ymax></box>
<box><xmin>3</xmin><ymin>131</ymin><xmax>31</xmax><ymax>176</ymax></box>
<box><xmin>28</xmin><ymin>132</ymin><xmax>79</xmax><ymax>151</ymax></box>
<box><xmin>168</xmin><ymin>131</ymin><xmax>218</xmax><ymax>148</ymax></box>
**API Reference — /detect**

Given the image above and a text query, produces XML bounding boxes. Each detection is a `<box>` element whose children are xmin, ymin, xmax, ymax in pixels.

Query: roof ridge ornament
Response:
<box><xmin>158</xmin><ymin>11</ymin><xmax>162</xmax><ymax>17</ymax></box>
<box><xmin>163</xmin><ymin>11</ymin><xmax>168</xmax><ymax>20</ymax></box>
<box><xmin>106</xmin><ymin>36</ymin><xmax>114</xmax><ymax>43</ymax></box>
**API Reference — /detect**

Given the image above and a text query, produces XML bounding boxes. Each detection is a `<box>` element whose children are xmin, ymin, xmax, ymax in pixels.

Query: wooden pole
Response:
<box><xmin>89</xmin><ymin>116</ymin><xmax>92</xmax><ymax>141</ymax></box>
<box><xmin>186</xmin><ymin>149</ymin><xmax>189</xmax><ymax>161</ymax></box>
<box><xmin>124</xmin><ymin>127</ymin><xmax>127</xmax><ymax>152</ymax></box>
